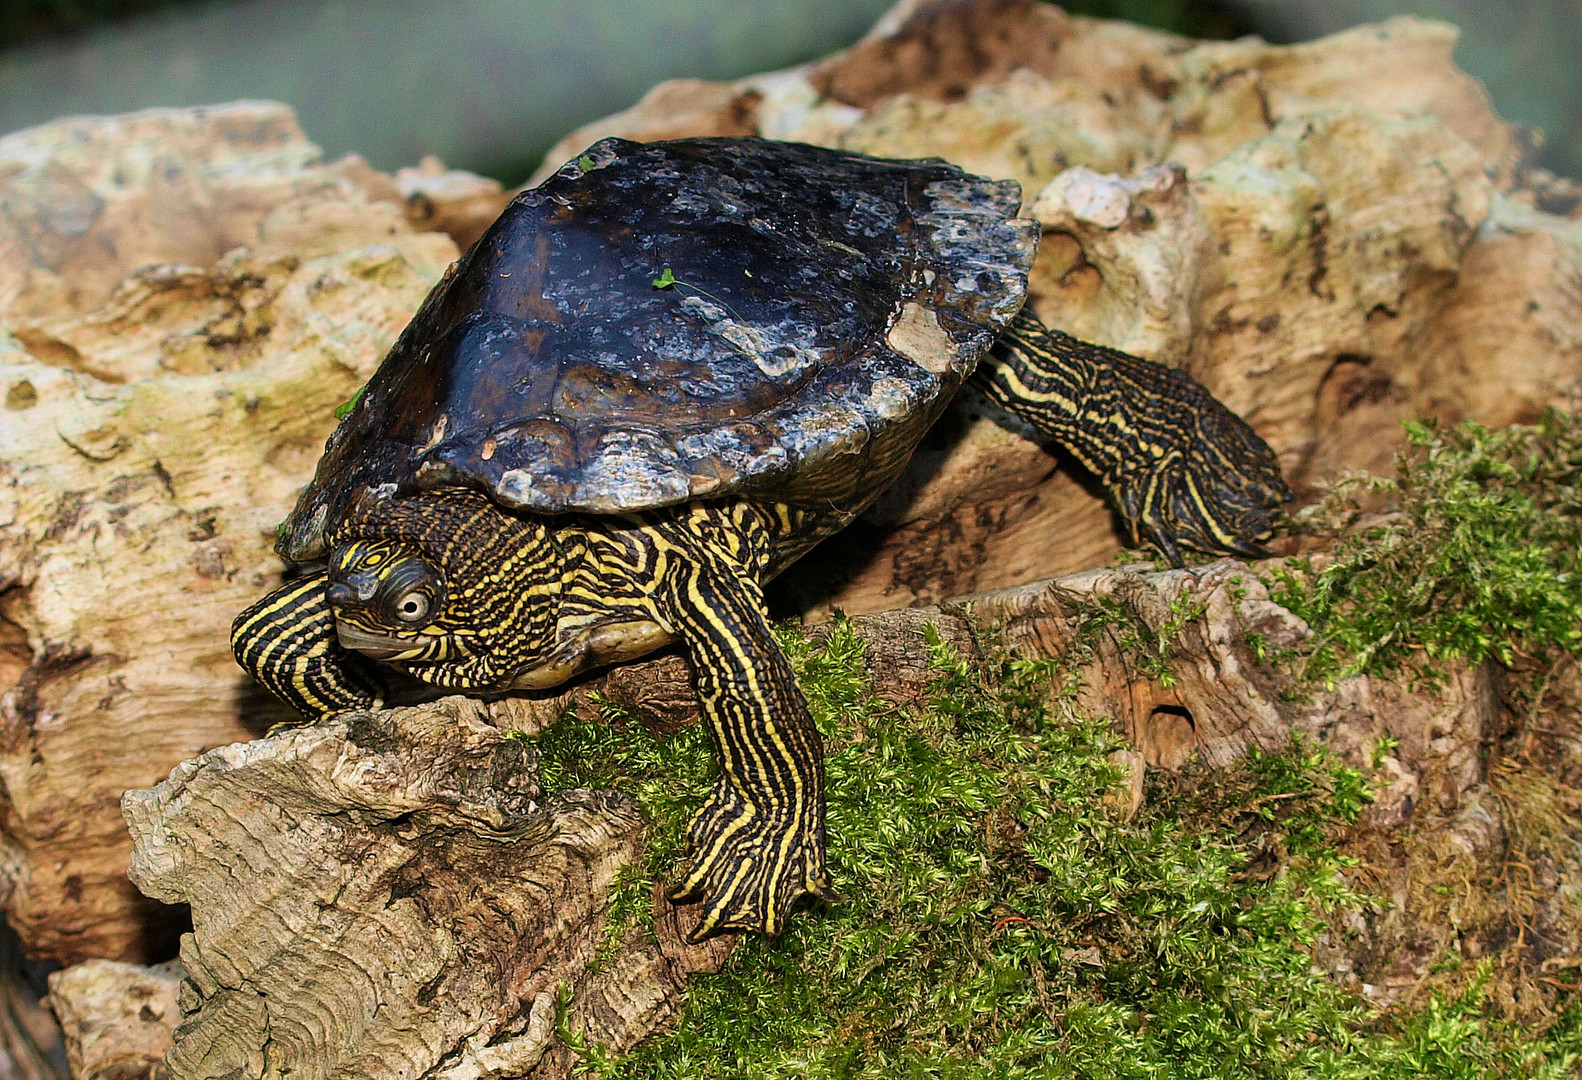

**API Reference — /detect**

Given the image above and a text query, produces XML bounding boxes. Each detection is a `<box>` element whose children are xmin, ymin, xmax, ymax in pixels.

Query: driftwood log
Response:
<box><xmin>50</xmin><ymin>561</ymin><xmax>1497</xmax><ymax>1078</ymax></box>
<box><xmin>0</xmin><ymin>0</ymin><xmax>1578</xmax><ymax>1074</ymax></box>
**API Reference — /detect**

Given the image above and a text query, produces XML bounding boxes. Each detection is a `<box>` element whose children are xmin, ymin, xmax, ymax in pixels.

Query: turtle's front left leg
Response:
<box><xmin>231</xmin><ymin>570</ymin><xmax>383</xmax><ymax>719</ymax></box>
<box><xmin>652</xmin><ymin>536</ymin><xmax>834</xmax><ymax>942</ymax></box>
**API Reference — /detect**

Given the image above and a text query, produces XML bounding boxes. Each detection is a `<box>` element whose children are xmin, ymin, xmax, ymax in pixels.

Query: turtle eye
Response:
<box><xmin>394</xmin><ymin>591</ymin><xmax>430</xmax><ymax>623</ymax></box>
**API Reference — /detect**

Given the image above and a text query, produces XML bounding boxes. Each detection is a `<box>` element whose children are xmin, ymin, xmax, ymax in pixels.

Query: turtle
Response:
<box><xmin>232</xmin><ymin>136</ymin><xmax>1288</xmax><ymax>941</ymax></box>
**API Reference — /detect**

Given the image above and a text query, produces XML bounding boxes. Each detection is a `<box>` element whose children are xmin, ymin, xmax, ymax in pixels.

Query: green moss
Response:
<box><xmin>524</xmin><ymin>411</ymin><xmax>1582</xmax><ymax>1074</ymax></box>
<box><xmin>533</xmin><ymin>619</ymin><xmax>1582</xmax><ymax>1077</ymax></box>
<box><xmin>1268</xmin><ymin>412</ymin><xmax>1582</xmax><ymax>685</ymax></box>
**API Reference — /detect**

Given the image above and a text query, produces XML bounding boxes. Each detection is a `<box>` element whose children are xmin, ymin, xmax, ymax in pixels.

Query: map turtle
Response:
<box><xmin>234</xmin><ymin>136</ymin><xmax>1289</xmax><ymax>939</ymax></box>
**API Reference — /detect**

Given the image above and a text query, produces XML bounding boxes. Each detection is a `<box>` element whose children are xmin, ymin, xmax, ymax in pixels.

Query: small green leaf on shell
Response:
<box><xmin>577</xmin><ymin>154</ymin><xmax>595</xmax><ymax>174</ymax></box>
<box><xmin>334</xmin><ymin>384</ymin><xmax>366</xmax><ymax>420</ymax></box>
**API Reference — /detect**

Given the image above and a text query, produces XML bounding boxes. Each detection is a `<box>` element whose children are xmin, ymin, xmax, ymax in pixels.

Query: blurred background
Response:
<box><xmin>0</xmin><ymin>0</ymin><xmax>1577</xmax><ymax>184</ymax></box>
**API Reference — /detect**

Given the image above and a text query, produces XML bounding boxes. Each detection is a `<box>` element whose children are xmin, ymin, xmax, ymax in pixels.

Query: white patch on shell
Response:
<box><xmin>285</xmin><ymin>501</ymin><xmax>331</xmax><ymax>559</ymax></box>
<box><xmin>885</xmin><ymin>302</ymin><xmax>959</xmax><ymax>375</ymax></box>
<box><xmin>682</xmin><ymin>295</ymin><xmax>816</xmax><ymax>378</ymax></box>
<box><xmin>867</xmin><ymin>376</ymin><xmax>920</xmax><ymax>418</ymax></box>
<box><xmin>580</xmin><ymin>431</ymin><xmax>691</xmax><ymax>507</ymax></box>
<box><xmin>421</xmin><ymin>413</ymin><xmax>450</xmax><ymax>453</ymax></box>
<box><xmin>369</xmin><ymin>483</ymin><xmax>398</xmax><ymax>500</ymax></box>
<box><xmin>498</xmin><ymin>468</ymin><xmax>540</xmax><ymax>503</ymax></box>
<box><xmin>785</xmin><ymin>400</ymin><xmax>868</xmax><ymax>459</ymax></box>
<box><xmin>555</xmin><ymin>140</ymin><xmax>618</xmax><ymax>180</ymax></box>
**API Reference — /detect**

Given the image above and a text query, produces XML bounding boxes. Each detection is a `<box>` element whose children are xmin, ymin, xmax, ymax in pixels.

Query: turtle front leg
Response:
<box><xmin>979</xmin><ymin>308</ymin><xmax>1291</xmax><ymax>565</ymax></box>
<box><xmin>654</xmin><ymin>542</ymin><xmax>834</xmax><ymax>942</ymax></box>
<box><xmin>231</xmin><ymin>570</ymin><xmax>383</xmax><ymax>719</ymax></box>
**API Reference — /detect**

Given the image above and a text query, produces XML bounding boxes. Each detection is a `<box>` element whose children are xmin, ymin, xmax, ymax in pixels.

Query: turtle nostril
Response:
<box><xmin>326</xmin><ymin>583</ymin><xmax>355</xmax><ymax>606</ymax></box>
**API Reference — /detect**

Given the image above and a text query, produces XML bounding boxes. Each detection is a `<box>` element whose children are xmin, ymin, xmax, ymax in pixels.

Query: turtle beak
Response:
<box><xmin>326</xmin><ymin>582</ymin><xmax>416</xmax><ymax>660</ymax></box>
<box><xmin>333</xmin><ymin>621</ymin><xmax>413</xmax><ymax>661</ymax></box>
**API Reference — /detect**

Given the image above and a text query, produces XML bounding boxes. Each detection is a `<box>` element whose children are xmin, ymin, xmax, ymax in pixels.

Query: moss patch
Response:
<box><xmin>1269</xmin><ymin>412</ymin><xmax>1582</xmax><ymax>686</ymax></box>
<box><xmin>529</xmin><ymin>412</ymin><xmax>1582</xmax><ymax>1076</ymax></box>
<box><xmin>534</xmin><ymin>619</ymin><xmax>1582</xmax><ymax>1077</ymax></box>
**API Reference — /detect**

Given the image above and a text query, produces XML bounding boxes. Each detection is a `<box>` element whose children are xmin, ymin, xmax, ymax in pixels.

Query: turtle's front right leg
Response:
<box><xmin>979</xmin><ymin>308</ymin><xmax>1290</xmax><ymax>565</ymax></box>
<box><xmin>231</xmin><ymin>570</ymin><xmax>382</xmax><ymax>719</ymax></box>
<box><xmin>652</xmin><ymin>537</ymin><xmax>835</xmax><ymax>942</ymax></box>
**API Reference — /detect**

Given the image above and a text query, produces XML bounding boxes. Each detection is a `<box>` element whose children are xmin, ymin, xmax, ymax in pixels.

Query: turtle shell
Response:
<box><xmin>280</xmin><ymin>136</ymin><xmax>1037</xmax><ymax>561</ymax></box>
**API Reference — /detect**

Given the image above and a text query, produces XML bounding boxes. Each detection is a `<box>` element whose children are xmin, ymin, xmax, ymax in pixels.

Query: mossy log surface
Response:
<box><xmin>87</xmin><ymin>560</ymin><xmax>1500</xmax><ymax>1079</ymax></box>
<box><xmin>2</xmin><ymin>0</ymin><xmax>1581</xmax><ymax>1075</ymax></box>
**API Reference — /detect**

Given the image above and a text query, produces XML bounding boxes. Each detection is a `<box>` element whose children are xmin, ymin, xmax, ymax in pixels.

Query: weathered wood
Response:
<box><xmin>45</xmin><ymin>960</ymin><xmax>179</xmax><ymax>1080</ymax></box>
<box><xmin>90</xmin><ymin>559</ymin><xmax>1502</xmax><ymax>1077</ymax></box>
<box><xmin>121</xmin><ymin>698</ymin><xmax>730</xmax><ymax>1080</ymax></box>
<box><xmin>0</xmin><ymin>104</ymin><xmax>480</xmax><ymax>964</ymax></box>
<box><xmin>0</xmin><ymin>926</ymin><xmax>66</xmax><ymax>1080</ymax></box>
<box><xmin>394</xmin><ymin>156</ymin><xmax>511</xmax><ymax>251</ymax></box>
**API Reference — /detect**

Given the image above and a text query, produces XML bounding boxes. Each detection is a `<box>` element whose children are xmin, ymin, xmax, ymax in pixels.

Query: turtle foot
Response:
<box><xmin>667</xmin><ymin>782</ymin><xmax>833</xmax><ymax>943</ymax></box>
<box><xmin>1113</xmin><ymin>386</ymin><xmax>1291</xmax><ymax>567</ymax></box>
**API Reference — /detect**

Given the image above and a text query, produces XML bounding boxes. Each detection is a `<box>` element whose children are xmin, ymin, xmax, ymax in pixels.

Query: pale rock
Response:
<box><xmin>832</xmin><ymin>70</ymin><xmax>1151</xmax><ymax>200</ymax></box>
<box><xmin>395</xmin><ymin>155</ymin><xmax>510</xmax><ymax>250</ymax></box>
<box><xmin>1027</xmin><ymin>163</ymin><xmax>1213</xmax><ymax>365</ymax></box>
<box><xmin>0</xmin><ymin>103</ymin><xmax>458</xmax><ymax>963</ymax></box>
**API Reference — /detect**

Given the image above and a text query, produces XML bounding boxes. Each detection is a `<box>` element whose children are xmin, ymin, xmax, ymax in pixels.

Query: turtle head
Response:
<box><xmin>326</xmin><ymin>540</ymin><xmax>456</xmax><ymax>661</ymax></box>
<box><xmin>324</xmin><ymin>487</ymin><xmax>568</xmax><ymax>678</ymax></box>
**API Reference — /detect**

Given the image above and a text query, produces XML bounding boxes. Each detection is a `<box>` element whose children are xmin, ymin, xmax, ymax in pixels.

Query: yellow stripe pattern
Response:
<box><xmin>233</xmin><ymin>493</ymin><xmax>835</xmax><ymax>939</ymax></box>
<box><xmin>230</xmin><ymin>570</ymin><xmax>383</xmax><ymax>716</ymax></box>
<box><xmin>977</xmin><ymin>309</ymin><xmax>1289</xmax><ymax>565</ymax></box>
<box><xmin>645</xmin><ymin>505</ymin><xmax>834</xmax><ymax>941</ymax></box>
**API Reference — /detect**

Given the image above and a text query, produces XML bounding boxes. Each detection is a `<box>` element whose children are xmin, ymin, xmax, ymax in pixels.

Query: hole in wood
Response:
<box><xmin>1143</xmin><ymin>703</ymin><xmax>1198</xmax><ymax>769</ymax></box>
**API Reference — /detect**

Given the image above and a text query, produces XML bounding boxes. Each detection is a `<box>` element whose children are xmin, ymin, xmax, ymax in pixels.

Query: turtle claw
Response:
<box><xmin>807</xmin><ymin>881</ymin><xmax>846</xmax><ymax>905</ymax></box>
<box><xmin>1224</xmin><ymin>534</ymin><xmax>1274</xmax><ymax>560</ymax></box>
<box><xmin>668</xmin><ymin>782</ymin><xmax>831</xmax><ymax>943</ymax></box>
<box><xmin>1141</xmin><ymin>519</ymin><xmax>1185</xmax><ymax>569</ymax></box>
<box><xmin>1115</xmin><ymin>409</ymin><xmax>1291</xmax><ymax>564</ymax></box>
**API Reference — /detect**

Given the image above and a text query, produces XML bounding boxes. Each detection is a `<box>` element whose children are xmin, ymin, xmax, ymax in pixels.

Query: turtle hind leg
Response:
<box><xmin>231</xmin><ymin>570</ymin><xmax>383</xmax><ymax>719</ymax></box>
<box><xmin>648</xmin><ymin>513</ymin><xmax>834</xmax><ymax>941</ymax></box>
<box><xmin>978</xmin><ymin>308</ymin><xmax>1291</xmax><ymax>565</ymax></box>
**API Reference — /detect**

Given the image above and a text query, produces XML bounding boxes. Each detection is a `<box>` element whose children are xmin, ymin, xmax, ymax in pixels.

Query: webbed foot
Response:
<box><xmin>1108</xmin><ymin>369</ymin><xmax>1291</xmax><ymax>566</ymax></box>
<box><xmin>667</xmin><ymin>779</ymin><xmax>835</xmax><ymax>943</ymax></box>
